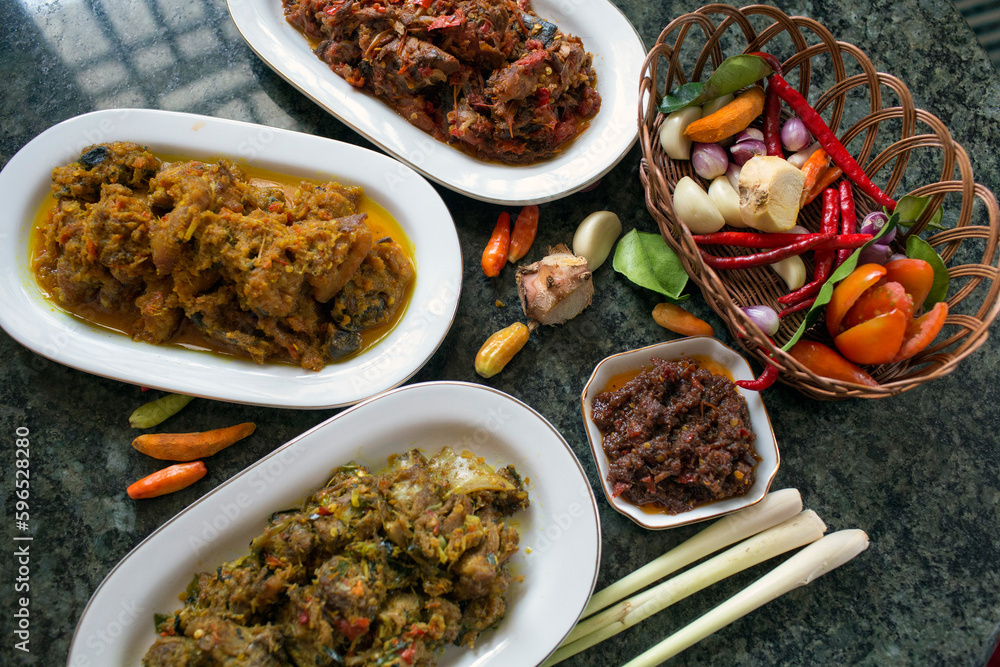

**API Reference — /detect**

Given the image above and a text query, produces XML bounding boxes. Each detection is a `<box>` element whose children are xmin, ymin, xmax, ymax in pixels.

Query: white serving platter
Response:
<box><xmin>67</xmin><ymin>382</ymin><xmax>602</xmax><ymax>666</ymax></box>
<box><xmin>0</xmin><ymin>109</ymin><xmax>461</xmax><ymax>408</ymax></box>
<box><xmin>227</xmin><ymin>0</ymin><xmax>646</xmax><ymax>204</ymax></box>
<box><xmin>581</xmin><ymin>337</ymin><xmax>781</xmax><ymax>530</ymax></box>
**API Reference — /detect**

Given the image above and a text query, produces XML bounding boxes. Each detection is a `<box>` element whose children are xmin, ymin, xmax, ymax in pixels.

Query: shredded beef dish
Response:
<box><xmin>282</xmin><ymin>0</ymin><xmax>602</xmax><ymax>164</ymax></box>
<box><xmin>142</xmin><ymin>448</ymin><xmax>529</xmax><ymax>667</ymax></box>
<box><xmin>591</xmin><ymin>357</ymin><xmax>760</xmax><ymax>515</ymax></box>
<box><xmin>32</xmin><ymin>142</ymin><xmax>415</xmax><ymax>371</ymax></box>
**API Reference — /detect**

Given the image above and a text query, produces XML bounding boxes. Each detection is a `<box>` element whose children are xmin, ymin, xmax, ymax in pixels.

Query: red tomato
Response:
<box><xmin>891</xmin><ymin>302</ymin><xmax>949</xmax><ymax>362</ymax></box>
<box><xmin>883</xmin><ymin>258</ymin><xmax>935</xmax><ymax>310</ymax></box>
<box><xmin>842</xmin><ymin>281</ymin><xmax>913</xmax><ymax>330</ymax></box>
<box><xmin>826</xmin><ymin>264</ymin><xmax>887</xmax><ymax>337</ymax></box>
<box><xmin>788</xmin><ymin>340</ymin><xmax>879</xmax><ymax>387</ymax></box>
<box><xmin>833</xmin><ymin>308</ymin><xmax>908</xmax><ymax>365</ymax></box>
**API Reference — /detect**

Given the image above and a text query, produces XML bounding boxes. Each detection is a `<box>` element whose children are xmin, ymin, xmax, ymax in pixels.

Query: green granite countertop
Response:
<box><xmin>1</xmin><ymin>0</ymin><xmax>999</xmax><ymax>664</ymax></box>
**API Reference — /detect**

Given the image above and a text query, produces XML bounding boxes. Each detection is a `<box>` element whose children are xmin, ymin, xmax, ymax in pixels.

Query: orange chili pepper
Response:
<box><xmin>803</xmin><ymin>166</ymin><xmax>843</xmax><ymax>206</ymax></box>
<box><xmin>481</xmin><ymin>211</ymin><xmax>511</xmax><ymax>277</ymax></box>
<box><xmin>651</xmin><ymin>303</ymin><xmax>714</xmax><ymax>337</ymax></box>
<box><xmin>798</xmin><ymin>148</ymin><xmax>830</xmax><ymax>205</ymax></box>
<box><xmin>127</xmin><ymin>461</ymin><xmax>207</xmax><ymax>499</ymax></box>
<box><xmin>132</xmin><ymin>422</ymin><xmax>256</xmax><ymax>461</ymax></box>
<box><xmin>507</xmin><ymin>205</ymin><xmax>539</xmax><ymax>263</ymax></box>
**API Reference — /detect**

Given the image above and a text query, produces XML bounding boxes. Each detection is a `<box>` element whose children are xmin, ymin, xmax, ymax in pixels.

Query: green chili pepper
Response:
<box><xmin>129</xmin><ymin>394</ymin><xmax>194</xmax><ymax>428</ymax></box>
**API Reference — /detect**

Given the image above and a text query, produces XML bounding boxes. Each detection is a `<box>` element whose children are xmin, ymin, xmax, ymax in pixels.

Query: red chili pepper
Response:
<box><xmin>751</xmin><ymin>52</ymin><xmax>896</xmax><ymax>210</ymax></box>
<box><xmin>761</xmin><ymin>63</ymin><xmax>784</xmax><ymax>157</ymax></box>
<box><xmin>699</xmin><ymin>233</ymin><xmax>833</xmax><ymax>269</ymax></box>
<box><xmin>778</xmin><ymin>296</ymin><xmax>817</xmax><ymax>318</ymax></box>
<box><xmin>428</xmin><ymin>10</ymin><xmax>463</xmax><ymax>29</ymax></box>
<box><xmin>399</xmin><ymin>645</ymin><xmax>417</xmax><ymax>665</ymax></box>
<box><xmin>777</xmin><ymin>279</ymin><xmax>823</xmax><ymax>305</ymax></box>
<box><xmin>692</xmin><ymin>232</ymin><xmax>872</xmax><ymax>250</ymax></box>
<box><xmin>507</xmin><ymin>205</ymin><xmax>539</xmax><ymax>263</ymax></box>
<box><xmin>481</xmin><ymin>212</ymin><xmax>511</xmax><ymax>277</ymax></box>
<box><xmin>753</xmin><ymin>50</ymin><xmax>784</xmax><ymax>157</ymax></box>
<box><xmin>736</xmin><ymin>358</ymin><xmax>779</xmax><ymax>391</ymax></box>
<box><xmin>416</xmin><ymin>0</ymin><xmax>432</xmax><ymax>7</ymax></box>
<box><xmin>836</xmin><ymin>181</ymin><xmax>858</xmax><ymax>266</ymax></box>
<box><xmin>812</xmin><ymin>186</ymin><xmax>840</xmax><ymax>281</ymax></box>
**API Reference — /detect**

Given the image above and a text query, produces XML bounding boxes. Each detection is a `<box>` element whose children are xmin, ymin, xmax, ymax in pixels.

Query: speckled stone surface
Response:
<box><xmin>1</xmin><ymin>0</ymin><xmax>999</xmax><ymax>664</ymax></box>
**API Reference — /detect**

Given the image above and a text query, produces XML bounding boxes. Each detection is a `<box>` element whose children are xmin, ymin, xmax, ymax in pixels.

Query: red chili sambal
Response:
<box><xmin>591</xmin><ymin>357</ymin><xmax>759</xmax><ymax>515</ymax></box>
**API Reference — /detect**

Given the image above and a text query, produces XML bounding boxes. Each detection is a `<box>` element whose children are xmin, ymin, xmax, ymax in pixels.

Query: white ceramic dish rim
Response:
<box><xmin>226</xmin><ymin>0</ymin><xmax>646</xmax><ymax>205</ymax></box>
<box><xmin>66</xmin><ymin>381</ymin><xmax>603</xmax><ymax>667</ymax></box>
<box><xmin>0</xmin><ymin>108</ymin><xmax>462</xmax><ymax>409</ymax></box>
<box><xmin>580</xmin><ymin>336</ymin><xmax>781</xmax><ymax>530</ymax></box>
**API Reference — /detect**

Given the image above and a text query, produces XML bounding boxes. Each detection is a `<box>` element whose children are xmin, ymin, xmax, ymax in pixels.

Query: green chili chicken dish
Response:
<box><xmin>142</xmin><ymin>448</ymin><xmax>529</xmax><ymax>666</ymax></box>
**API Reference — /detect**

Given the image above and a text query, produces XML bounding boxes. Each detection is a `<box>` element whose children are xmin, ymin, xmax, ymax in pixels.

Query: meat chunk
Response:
<box><xmin>51</xmin><ymin>141</ymin><xmax>159</xmax><ymax>202</ymax></box>
<box><xmin>141</xmin><ymin>636</ymin><xmax>209</xmax><ymax>667</ymax></box>
<box><xmin>182</xmin><ymin>613</ymin><xmax>289</xmax><ymax>667</ymax></box>
<box><xmin>331</xmin><ymin>237</ymin><xmax>415</xmax><ymax>330</ymax></box>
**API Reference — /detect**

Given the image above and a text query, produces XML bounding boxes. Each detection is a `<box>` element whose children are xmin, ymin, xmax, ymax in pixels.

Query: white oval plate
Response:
<box><xmin>227</xmin><ymin>0</ymin><xmax>646</xmax><ymax>204</ymax></box>
<box><xmin>67</xmin><ymin>382</ymin><xmax>602</xmax><ymax>666</ymax></box>
<box><xmin>0</xmin><ymin>109</ymin><xmax>461</xmax><ymax>408</ymax></box>
<box><xmin>581</xmin><ymin>337</ymin><xmax>780</xmax><ymax>530</ymax></box>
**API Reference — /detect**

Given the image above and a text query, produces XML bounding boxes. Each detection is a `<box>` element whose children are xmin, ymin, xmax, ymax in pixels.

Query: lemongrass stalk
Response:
<box><xmin>563</xmin><ymin>509</ymin><xmax>823</xmax><ymax>646</ymax></box>
<box><xmin>622</xmin><ymin>529</ymin><xmax>870</xmax><ymax>667</ymax></box>
<box><xmin>542</xmin><ymin>510</ymin><xmax>826</xmax><ymax>666</ymax></box>
<box><xmin>581</xmin><ymin>488</ymin><xmax>802</xmax><ymax>620</ymax></box>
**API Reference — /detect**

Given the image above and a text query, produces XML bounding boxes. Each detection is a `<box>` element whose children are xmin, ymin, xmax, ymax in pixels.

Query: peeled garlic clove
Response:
<box><xmin>673</xmin><ymin>176</ymin><xmax>725</xmax><ymax>234</ymax></box>
<box><xmin>708</xmin><ymin>176</ymin><xmax>745</xmax><ymax>227</ymax></box>
<box><xmin>659</xmin><ymin>107</ymin><xmax>703</xmax><ymax>160</ymax></box>
<box><xmin>700</xmin><ymin>93</ymin><xmax>735</xmax><ymax>117</ymax></box>
<box><xmin>573</xmin><ymin>211</ymin><xmax>622</xmax><ymax>271</ymax></box>
<box><xmin>770</xmin><ymin>255</ymin><xmax>807</xmax><ymax>290</ymax></box>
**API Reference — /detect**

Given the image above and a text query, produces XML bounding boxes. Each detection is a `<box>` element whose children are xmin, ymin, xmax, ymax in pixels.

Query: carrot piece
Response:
<box><xmin>127</xmin><ymin>461</ymin><xmax>207</xmax><ymax>499</ymax></box>
<box><xmin>132</xmin><ymin>422</ymin><xmax>257</xmax><ymax>461</ymax></box>
<box><xmin>652</xmin><ymin>303</ymin><xmax>714</xmax><ymax>337</ymax></box>
<box><xmin>481</xmin><ymin>211</ymin><xmax>511</xmax><ymax>277</ymax></box>
<box><xmin>682</xmin><ymin>87</ymin><xmax>766</xmax><ymax>143</ymax></box>
<box><xmin>507</xmin><ymin>205</ymin><xmax>539</xmax><ymax>263</ymax></box>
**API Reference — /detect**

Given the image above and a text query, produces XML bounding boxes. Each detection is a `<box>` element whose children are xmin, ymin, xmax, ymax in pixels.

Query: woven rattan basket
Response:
<box><xmin>639</xmin><ymin>4</ymin><xmax>1000</xmax><ymax>399</ymax></box>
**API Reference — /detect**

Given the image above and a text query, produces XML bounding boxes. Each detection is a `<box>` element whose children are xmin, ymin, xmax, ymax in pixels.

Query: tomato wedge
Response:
<box><xmin>826</xmin><ymin>263</ymin><xmax>887</xmax><ymax>337</ymax></box>
<box><xmin>788</xmin><ymin>341</ymin><xmax>879</xmax><ymax>387</ymax></box>
<box><xmin>842</xmin><ymin>281</ymin><xmax>913</xmax><ymax>330</ymax></box>
<box><xmin>833</xmin><ymin>308</ymin><xmax>908</xmax><ymax>365</ymax></box>
<box><xmin>891</xmin><ymin>301</ymin><xmax>949</xmax><ymax>362</ymax></box>
<box><xmin>883</xmin><ymin>258</ymin><xmax>935</xmax><ymax>311</ymax></box>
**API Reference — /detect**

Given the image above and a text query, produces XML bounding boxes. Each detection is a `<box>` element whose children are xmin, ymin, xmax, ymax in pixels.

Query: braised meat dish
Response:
<box><xmin>282</xmin><ymin>0</ymin><xmax>601</xmax><ymax>164</ymax></box>
<box><xmin>591</xmin><ymin>357</ymin><xmax>760</xmax><ymax>515</ymax></box>
<box><xmin>142</xmin><ymin>448</ymin><xmax>529</xmax><ymax>667</ymax></box>
<box><xmin>32</xmin><ymin>142</ymin><xmax>414</xmax><ymax>370</ymax></box>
